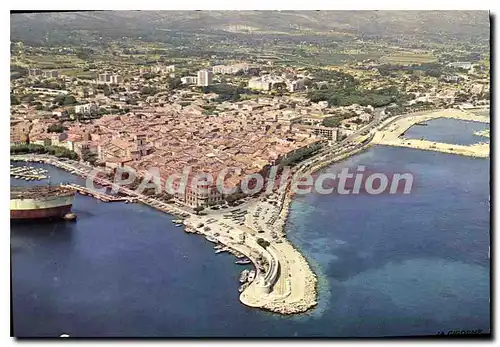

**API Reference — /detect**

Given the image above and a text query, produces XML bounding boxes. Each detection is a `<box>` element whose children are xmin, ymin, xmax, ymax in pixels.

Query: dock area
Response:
<box><xmin>11</xmin><ymin>155</ymin><xmax>191</xmax><ymax>217</ymax></box>
<box><xmin>60</xmin><ymin>183</ymin><xmax>136</xmax><ymax>203</ymax></box>
<box><xmin>11</xmin><ymin>153</ymin><xmax>318</xmax><ymax>315</ymax></box>
<box><xmin>10</xmin><ymin>165</ymin><xmax>48</xmax><ymax>181</ymax></box>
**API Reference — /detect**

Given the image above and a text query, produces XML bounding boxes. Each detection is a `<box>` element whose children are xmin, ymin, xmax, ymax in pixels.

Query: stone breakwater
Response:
<box><xmin>253</xmin><ymin>141</ymin><xmax>376</xmax><ymax>314</ymax></box>
<box><xmin>372</xmin><ymin>109</ymin><xmax>490</xmax><ymax>158</ymax></box>
<box><xmin>263</xmin><ymin>195</ymin><xmax>318</xmax><ymax>314</ymax></box>
<box><xmin>265</xmin><ymin>235</ymin><xmax>319</xmax><ymax>314</ymax></box>
<box><xmin>475</xmin><ymin>129</ymin><xmax>490</xmax><ymax>138</ymax></box>
<box><xmin>373</xmin><ymin>137</ymin><xmax>489</xmax><ymax>158</ymax></box>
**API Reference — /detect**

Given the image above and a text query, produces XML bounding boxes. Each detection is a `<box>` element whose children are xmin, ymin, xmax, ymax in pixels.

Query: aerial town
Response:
<box><xmin>10</xmin><ymin>11</ymin><xmax>491</xmax><ymax>328</ymax></box>
<box><xmin>10</xmin><ymin>42</ymin><xmax>490</xmax><ymax>206</ymax></box>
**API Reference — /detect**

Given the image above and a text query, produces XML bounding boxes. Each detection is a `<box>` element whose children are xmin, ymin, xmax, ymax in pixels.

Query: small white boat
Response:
<box><xmin>235</xmin><ymin>258</ymin><xmax>251</xmax><ymax>265</ymax></box>
<box><xmin>239</xmin><ymin>269</ymin><xmax>249</xmax><ymax>283</ymax></box>
<box><xmin>215</xmin><ymin>247</ymin><xmax>228</xmax><ymax>254</ymax></box>
<box><xmin>248</xmin><ymin>269</ymin><xmax>256</xmax><ymax>282</ymax></box>
<box><xmin>205</xmin><ymin>235</ymin><xmax>218</xmax><ymax>243</ymax></box>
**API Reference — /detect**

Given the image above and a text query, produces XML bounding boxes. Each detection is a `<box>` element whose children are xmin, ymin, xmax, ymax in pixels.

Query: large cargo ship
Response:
<box><xmin>10</xmin><ymin>185</ymin><xmax>75</xmax><ymax>220</ymax></box>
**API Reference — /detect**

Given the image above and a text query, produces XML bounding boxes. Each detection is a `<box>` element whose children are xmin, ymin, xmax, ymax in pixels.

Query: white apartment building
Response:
<box><xmin>181</xmin><ymin>76</ymin><xmax>198</xmax><ymax>85</ymax></box>
<box><xmin>98</xmin><ymin>73</ymin><xmax>122</xmax><ymax>84</ymax></box>
<box><xmin>248</xmin><ymin>75</ymin><xmax>305</xmax><ymax>92</ymax></box>
<box><xmin>248</xmin><ymin>76</ymin><xmax>285</xmax><ymax>91</ymax></box>
<box><xmin>28</xmin><ymin>68</ymin><xmax>43</xmax><ymax>77</ymax></box>
<box><xmin>212</xmin><ymin>63</ymin><xmax>249</xmax><ymax>74</ymax></box>
<box><xmin>154</xmin><ymin>65</ymin><xmax>175</xmax><ymax>73</ymax></box>
<box><xmin>313</xmin><ymin>126</ymin><xmax>338</xmax><ymax>141</ymax></box>
<box><xmin>43</xmin><ymin>70</ymin><xmax>59</xmax><ymax>78</ymax></box>
<box><xmin>197</xmin><ymin>69</ymin><xmax>213</xmax><ymax>86</ymax></box>
<box><xmin>142</xmin><ymin>65</ymin><xmax>176</xmax><ymax>74</ymax></box>
<box><xmin>74</xmin><ymin>103</ymin><xmax>97</xmax><ymax>116</ymax></box>
<box><xmin>31</xmin><ymin>88</ymin><xmax>69</xmax><ymax>96</ymax></box>
<box><xmin>448</xmin><ymin>62</ymin><xmax>474</xmax><ymax>70</ymax></box>
<box><xmin>287</xmin><ymin>79</ymin><xmax>306</xmax><ymax>92</ymax></box>
<box><xmin>295</xmin><ymin>124</ymin><xmax>338</xmax><ymax>141</ymax></box>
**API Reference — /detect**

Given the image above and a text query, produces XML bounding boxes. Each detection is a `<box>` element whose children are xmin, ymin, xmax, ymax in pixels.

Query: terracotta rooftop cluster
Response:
<box><xmin>63</xmin><ymin>105</ymin><xmax>319</xmax><ymax>187</ymax></box>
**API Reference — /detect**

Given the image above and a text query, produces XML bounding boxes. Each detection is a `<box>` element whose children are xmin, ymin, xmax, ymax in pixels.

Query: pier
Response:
<box><xmin>60</xmin><ymin>183</ymin><xmax>136</xmax><ymax>203</ymax></box>
<box><xmin>11</xmin><ymin>155</ymin><xmax>191</xmax><ymax>217</ymax></box>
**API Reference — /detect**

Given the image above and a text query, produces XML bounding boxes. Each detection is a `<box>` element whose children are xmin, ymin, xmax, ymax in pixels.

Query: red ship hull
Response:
<box><xmin>10</xmin><ymin>204</ymin><xmax>72</xmax><ymax>220</ymax></box>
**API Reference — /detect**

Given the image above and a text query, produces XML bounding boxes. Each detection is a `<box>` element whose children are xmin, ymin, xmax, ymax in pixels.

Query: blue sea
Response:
<box><xmin>11</xmin><ymin>119</ymin><xmax>490</xmax><ymax>337</ymax></box>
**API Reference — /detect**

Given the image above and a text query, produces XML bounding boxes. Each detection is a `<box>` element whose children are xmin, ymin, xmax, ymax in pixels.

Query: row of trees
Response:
<box><xmin>47</xmin><ymin>123</ymin><xmax>66</xmax><ymax>133</ymax></box>
<box><xmin>377</xmin><ymin>63</ymin><xmax>447</xmax><ymax>78</ymax></box>
<box><xmin>385</xmin><ymin>101</ymin><xmax>436</xmax><ymax>116</ymax></box>
<box><xmin>308</xmin><ymin>86</ymin><xmax>407</xmax><ymax>108</ymax></box>
<box><xmin>322</xmin><ymin>115</ymin><xmax>351</xmax><ymax>128</ymax></box>
<box><xmin>140</xmin><ymin>86</ymin><xmax>157</xmax><ymax>96</ymax></box>
<box><xmin>32</xmin><ymin>81</ymin><xmax>64</xmax><ymax>90</ymax></box>
<box><xmin>310</xmin><ymin>69</ymin><xmax>359</xmax><ymax>89</ymax></box>
<box><xmin>11</xmin><ymin>94</ymin><xmax>20</xmax><ymax>105</ymax></box>
<box><xmin>199</xmin><ymin>84</ymin><xmax>259</xmax><ymax>103</ymax></box>
<box><xmin>11</xmin><ymin>144</ymin><xmax>78</xmax><ymax>160</ymax></box>
<box><xmin>82</xmin><ymin>151</ymin><xmax>98</xmax><ymax>164</ymax></box>
<box><xmin>53</xmin><ymin>93</ymin><xmax>77</xmax><ymax>106</ymax></box>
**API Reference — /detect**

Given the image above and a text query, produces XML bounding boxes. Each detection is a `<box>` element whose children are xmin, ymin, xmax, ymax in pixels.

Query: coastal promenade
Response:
<box><xmin>372</xmin><ymin>109</ymin><xmax>490</xmax><ymax>158</ymax></box>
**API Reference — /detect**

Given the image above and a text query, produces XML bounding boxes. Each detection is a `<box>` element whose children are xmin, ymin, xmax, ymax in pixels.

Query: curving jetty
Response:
<box><xmin>372</xmin><ymin>109</ymin><xmax>490</xmax><ymax>158</ymax></box>
<box><xmin>183</xmin><ymin>213</ymin><xmax>318</xmax><ymax>314</ymax></box>
<box><xmin>373</xmin><ymin>136</ymin><xmax>489</xmax><ymax>157</ymax></box>
<box><xmin>474</xmin><ymin>129</ymin><xmax>490</xmax><ymax>138</ymax></box>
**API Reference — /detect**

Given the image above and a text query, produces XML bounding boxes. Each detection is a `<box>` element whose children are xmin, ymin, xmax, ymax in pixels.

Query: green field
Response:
<box><xmin>23</xmin><ymin>54</ymin><xmax>87</xmax><ymax>69</ymax></box>
<box><xmin>380</xmin><ymin>53</ymin><xmax>438</xmax><ymax>65</ymax></box>
<box><xmin>59</xmin><ymin>68</ymin><xmax>97</xmax><ymax>78</ymax></box>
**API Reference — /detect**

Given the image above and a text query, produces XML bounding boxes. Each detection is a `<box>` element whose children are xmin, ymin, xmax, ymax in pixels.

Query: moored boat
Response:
<box><xmin>205</xmin><ymin>235</ymin><xmax>218</xmax><ymax>243</ymax></box>
<box><xmin>247</xmin><ymin>269</ymin><xmax>256</xmax><ymax>282</ymax></box>
<box><xmin>239</xmin><ymin>269</ymin><xmax>249</xmax><ymax>283</ymax></box>
<box><xmin>215</xmin><ymin>247</ymin><xmax>228</xmax><ymax>254</ymax></box>
<box><xmin>235</xmin><ymin>258</ymin><xmax>251</xmax><ymax>265</ymax></box>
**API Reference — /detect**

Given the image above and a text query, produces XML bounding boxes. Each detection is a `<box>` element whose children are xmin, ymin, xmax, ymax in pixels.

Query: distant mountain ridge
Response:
<box><xmin>11</xmin><ymin>10</ymin><xmax>490</xmax><ymax>44</ymax></box>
